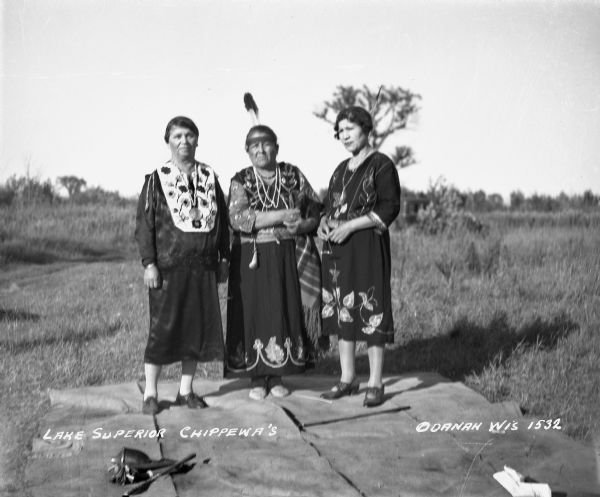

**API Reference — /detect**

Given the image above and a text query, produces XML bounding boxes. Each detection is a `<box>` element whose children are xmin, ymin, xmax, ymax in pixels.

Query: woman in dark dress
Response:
<box><xmin>226</xmin><ymin>125</ymin><xmax>322</xmax><ymax>400</ymax></box>
<box><xmin>135</xmin><ymin>116</ymin><xmax>230</xmax><ymax>415</ymax></box>
<box><xmin>318</xmin><ymin>107</ymin><xmax>401</xmax><ymax>407</ymax></box>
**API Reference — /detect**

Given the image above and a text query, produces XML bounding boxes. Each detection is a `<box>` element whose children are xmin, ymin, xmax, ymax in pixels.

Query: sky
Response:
<box><xmin>1</xmin><ymin>0</ymin><xmax>600</xmax><ymax>200</ymax></box>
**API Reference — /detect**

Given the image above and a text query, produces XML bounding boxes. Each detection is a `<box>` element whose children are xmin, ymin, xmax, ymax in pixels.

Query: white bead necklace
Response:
<box><xmin>253</xmin><ymin>165</ymin><xmax>289</xmax><ymax>211</ymax></box>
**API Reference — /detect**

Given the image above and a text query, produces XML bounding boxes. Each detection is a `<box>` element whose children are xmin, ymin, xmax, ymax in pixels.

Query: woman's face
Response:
<box><xmin>246</xmin><ymin>132</ymin><xmax>278</xmax><ymax>169</ymax></box>
<box><xmin>337</xmin><ymin>119</ymin><xmax>369</xmax><ymax>155</ymax></box>
<box><xmin>168</xmin><ymin>125</ymin><xmax>198</xmax><ymax>162</ymax></box>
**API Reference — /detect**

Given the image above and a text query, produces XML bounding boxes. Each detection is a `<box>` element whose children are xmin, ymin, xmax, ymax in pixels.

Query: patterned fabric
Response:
<box><xmin>135</xmin><ymin>167</ymin><xmax>230</xmax><ymax>269</ymax></box>
<box><xmin>233</xmin><ymin>163</ymin><xmax>310</xmax><ymax>212</ymax></box>
<box><xmin>325</xmin><ymin>152</ymin><xmax>400</xmax><ymax>229</ymax></box>
<box><xmin>321</xmin><ymin>152</ymin><xmax>401</xmax><ymax>345</ymax></box>
<box><xmin>226</xmin><ymin>240</ymin><xmax>307</xmax><ymax>376</ymax></box>
<box><xmin>134</xmin><ymin>162</ymin><xmax>230</xmax><ymax>365</ymax></box>
<box><xmin>229</xmin><ymin>162</ymin><xmax>323</xmax><ymax>308</ymax></box>
<box><xmin>295</xmin><ymin>235</ymin><xmax>321</xmax><ymax>308</ymax></box>
<box><xmin>226</xmin><ymin>163</ymin><xmax>324</xmax><ymax>376</ymax></box>
<box><xmin>156</xmin><ymin>161</ymin><xmax>218</xmax><ymax>232</ymax></box>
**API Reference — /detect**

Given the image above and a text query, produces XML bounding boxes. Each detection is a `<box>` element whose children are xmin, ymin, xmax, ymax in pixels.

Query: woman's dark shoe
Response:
<box><xmin>363</xmin><ymin>385</ymin><xmax>385</xmax><ymax>407</ymax></box>
<box><xmin>320</xmin><ymin>380</ymin><xmax>359</xmax><ymax>400</ymax></box>
<box><xmin>142</xmin><ymin>396</ymin><xmax>159</xmax><ymax>415</ymax></box>
<box><xmin>175</xmin><ymin>391</ymin><xmax>208</xmax><ymax>409</ymax></box>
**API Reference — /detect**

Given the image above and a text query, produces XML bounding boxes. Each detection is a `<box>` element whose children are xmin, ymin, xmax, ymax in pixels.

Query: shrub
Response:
<box><xmin>416</xmin><ymin>178</ymin><xmax>487</xmax><ymax>235</ymax></box>
<box><xmin>4</xmin><ymin>175</ymin><xmax>57</xmax><ymax>205</ymax></box>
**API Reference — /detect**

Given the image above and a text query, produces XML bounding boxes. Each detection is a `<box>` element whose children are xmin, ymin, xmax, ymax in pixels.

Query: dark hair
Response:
<box><xmin>333</xmin><ymin>106</ymin><xmax>373</xmax><ymax>139</ymax></box>
<box><xmin>245</xmin><ymin>125</ymin><xmax>278</xmax><ymax>149</ymax></box>
<box><xmin>164</xmin><ymin>116</ymin><xmax>199</xmax><ymax>143</ymax></box>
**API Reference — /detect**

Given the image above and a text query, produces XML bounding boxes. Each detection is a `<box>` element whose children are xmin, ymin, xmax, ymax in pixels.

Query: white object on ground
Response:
<box><xmin>493</xmin><ymin>466</ymin><xmax>551</xmax><ymax>497</ymax></box>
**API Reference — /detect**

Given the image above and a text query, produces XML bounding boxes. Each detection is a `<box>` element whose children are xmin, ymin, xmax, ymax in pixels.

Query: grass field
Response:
<box><xmin>1</xmin><ymin>203</ymin><xmax>599</xmax><ymax>495</ymax></box>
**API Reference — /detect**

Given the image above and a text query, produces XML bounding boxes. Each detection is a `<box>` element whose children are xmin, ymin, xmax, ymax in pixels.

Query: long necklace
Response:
<box><xmin>340</xmin><ymin>146</ymin><xmax>373</xmax><ymax>204</ymax></box>
<box><xmin>339</xmin><ymin>165</ymin><xmax>357</xmax><ymax>205</ymax></box>
<box><xmin>249</xmin><ymin>165</ymin><xmax>288</xmax><ymax>271</ymax></box>
<box><xmin>253</xmin><ymin>165</ymin><xmax>289</xmax><ymax>210</ymax></box>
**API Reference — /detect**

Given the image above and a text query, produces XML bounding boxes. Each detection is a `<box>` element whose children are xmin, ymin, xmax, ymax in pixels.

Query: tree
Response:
<box><xmin>487</xmin><ymin>193</ymin><xmax>504</xmax><ymax>210</ymax></box>
<box><xmin>510</xmin><ymin>191</ymin><xmax>525</xmax><ymax>210</ymax></box>
<box><xmin>582</xmin><ymin>189</ymin><xmax>599</xmax><ymax>208</ymax></box>
<box><xmin>314</xmin><ymin>84</ymin><xmax>421</xmax><ymax>168</ymax></box>
<box><xmin>472</xmin><ymin>190</ymin><xmax>487</xmax><ymax>212</ymax></box>
<box><xmin>57</xmin><ymin>175</ymin><xmax>87</xmax><ymax>199</ymax></box>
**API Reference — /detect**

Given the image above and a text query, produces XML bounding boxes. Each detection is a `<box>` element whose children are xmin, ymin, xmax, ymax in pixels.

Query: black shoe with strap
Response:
<box><xmin>363</xmin><ymin>385</ymin><xmax>385</xmax><ymax>407</ymax></box>
<box><xmin>320</xmin><ymin>380</ymin><xmax>359</xmax><ymax>400</ymax></box>
<box><xmin>142</xmin><ymin>396</ymin><xmax>159</xmax><ymax>415</ymax></box>
<box><xmin>175</xmin><ymin>391</ymin><xmax>208</xmax><ymax>409</ymax></box>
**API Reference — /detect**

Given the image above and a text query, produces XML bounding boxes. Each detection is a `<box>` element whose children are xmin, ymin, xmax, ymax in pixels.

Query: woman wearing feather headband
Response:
<box><xmin>226</xmin><ymin>124</ymin><xmax>323</xmax><ymax>400</ymax></box>
<box><xmin>135</xmin><ymin>116</ymin><xmax>230</xmax><ymax>414</ymax></box>
<box><xmin>318</xmin><ymin>106</ymin><xmax>401</xmax><ymax>408</ymax></box>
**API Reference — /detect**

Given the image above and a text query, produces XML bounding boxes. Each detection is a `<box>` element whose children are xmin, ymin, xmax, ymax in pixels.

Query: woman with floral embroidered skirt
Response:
<box><xmin>135</xmin><ymin>116</ymin><xmax>230</xmax><ymax>415</ymax></box>
<box><xmin>318</xmin><ymin>106</ymin><xmax>401</xmax><ymax>408</ymax></box>
<box><xmin>226</xmin><ymin>125</ymin><xmax>323</xmax><ymax>400</ymax></box>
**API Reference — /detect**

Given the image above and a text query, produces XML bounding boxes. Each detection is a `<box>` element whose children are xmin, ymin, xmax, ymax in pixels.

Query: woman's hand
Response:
<box><xmin>279</xmin><ymin>208</ymin><xmax>301</xmax><ymax>224</ymax></box>
<box><xmin>317</xmin><ymin>216</ymin><xmax>331</xmax><ymax>240</ymax></box>
<box><xmin>284</xmin><ymin>217</ymin><xmax>303</xmax><ymax>235</ymax></box>
<box><xmin>254</xmin><ymin>208</ymin><xmax>300</xmax><ymax>230</ymax></box>
<box><xmin>144</xmin><ymin>264</ymin><xmax>162</xmax><ymax>289</ymax></box>
<box><xmin>328</xmin><ymin>220</ymin><xmax>355</xmax><ymax>244</ymax></box>
<box><xmin>217</xmin><ymin>259</ymin><xmax>229</xmax><ymax>283</ymax></box>
<box><xmin>284</xmin><ymin>216</ymin><xmax>317</xmax><ymax>236</ymax></box>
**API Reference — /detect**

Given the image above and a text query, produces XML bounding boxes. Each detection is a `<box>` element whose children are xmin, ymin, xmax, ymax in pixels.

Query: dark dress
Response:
<box><xmin>226</xmin><ymin>163</ymin><xmax>322</xmax><ymax>378</ymax></box>
<box><xmin>321</xmin><ymin>152</ymin><xmax>401</xmax><ymax>346</ymax></box>
<box><xmin>135</xmin><ymin>161</ymin><xmax>230</xmax><ymax>365</ymax></box>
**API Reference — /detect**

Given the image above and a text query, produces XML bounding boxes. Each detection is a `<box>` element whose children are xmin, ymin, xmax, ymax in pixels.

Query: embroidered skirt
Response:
<box><xmin>321</xmin><ymin>229</ymin><xmax>394</xmax><ymax>346</ymax></box>
<box><xmin>226</xmin><ymin>239</ymin><xmax>307</xmax><ymax>377</ymax></box>
<box><xmin>144</xmin><ymin>265</ymin><xmax>224</xmax><ymax>365</ymax></box>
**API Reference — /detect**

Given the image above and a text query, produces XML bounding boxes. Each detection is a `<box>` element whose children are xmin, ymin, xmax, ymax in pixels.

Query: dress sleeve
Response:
<box><xmin>215</xmin><ymin>178</ymin><xmax>231</xmax><ymax>260</ymax></box>
<box><xmin>134</xmin><ymin>173</ymin><xmax>157</xmax><ymax>267</ymax></box>
<box><xmin>322</xmin><ymin>168</ymin><xmax>336</xmax><ymax>218</ymax></box>
<box><xmin>368</xmin><ymin>160</ymin><xmax>401</xmax><ymax>230</ymax></box>
<box><xmin>296</xmin><ymin>168</ymin><xmax>324</xmax><ymax>221</ymax></box>
<box><xmin>228</xmin><ymin>178</ymin><xmax>257</xmax><ymax>234</ymax></box>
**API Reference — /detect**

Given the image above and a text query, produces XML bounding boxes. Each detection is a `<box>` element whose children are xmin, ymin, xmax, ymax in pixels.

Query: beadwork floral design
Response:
<box><xmin>228</xmin><ymin>336</ymin><xmax>305</xmax><ymax>373</ymax></box>
<box><xmin>265</xmin><ymin>337</ymin><xmax>285</xmax><ymax>363</ymax></box>
<box><xmin>321</xmin><ymin>265</ymin><xmax>384</xmax><ymax>335</ymax></box>
<box><xmin>157</xmin><ymin>161</ymin><xmax>217</xmax><ymax>232</ymax></box>
<box><xmin>241</xmin><ymin>163</ymin><xmax>298</xmax><ymax>211</ymax></box>
<box><xmin>229</xmin><ymin>163</ymin><xmax>321</xmax><ymax>236</ymax></box>
<box><xmin>329</xmin><ymin>158</ymin><xmax>377</xmax><ymax>221</ymax></box>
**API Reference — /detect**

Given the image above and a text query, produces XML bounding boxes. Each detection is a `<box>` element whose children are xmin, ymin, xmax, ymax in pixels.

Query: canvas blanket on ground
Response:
<box><xmin>25</xmin><ymin>374</ymin><xmax>600</xmax><ymax>497</ymax></box>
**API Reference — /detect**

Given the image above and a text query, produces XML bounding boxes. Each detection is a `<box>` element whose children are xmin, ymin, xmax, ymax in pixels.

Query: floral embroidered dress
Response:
<box><xmin>226</xmin><ymin>163</ymin><xmax>322</xmax><ymax>377</ymax></box>
<box><xmin>321</xmin><ymin>152</ymin><xmax>401</xmax><ymax>346</ymax></box>
<box><xmin>135</xmin><ymin>161</ymin><xmax>230</xmax><ymax>365</ymax></box>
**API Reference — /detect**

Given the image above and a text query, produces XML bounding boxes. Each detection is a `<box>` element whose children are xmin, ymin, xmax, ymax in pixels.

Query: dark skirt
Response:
<box><xmin>226</xmin><ymin>239</ymin><xmax>307</xmax><ymax>377</ymax></box>
<box><xmin>144</xmin><ymin>266</ymin><xmax>224</xmax><ymax>365</ymax></box>
<box><xmin>321</xmin><ymin>229</ymin><xmax>394</xmax><ymax>346</ymax></box>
